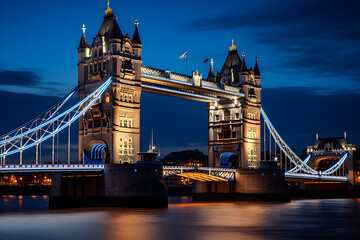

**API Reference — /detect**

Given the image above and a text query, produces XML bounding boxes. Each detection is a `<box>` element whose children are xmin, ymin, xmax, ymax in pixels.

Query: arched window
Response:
<box><xmin>224</xmin><ymin>109</ymin><xmax>231</xmax><ymax>120</ymax></box>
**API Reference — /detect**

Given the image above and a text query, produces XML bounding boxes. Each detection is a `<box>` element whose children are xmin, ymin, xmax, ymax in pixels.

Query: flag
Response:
<box><xmin>203</xmin><ymin>58</ymin><xmax>209</xmax><ymax>63</ymax></box>
<box><xmin>179</xmin><ymin>51</ymin><xmax>187</xmax><ymax>59</ymax></box>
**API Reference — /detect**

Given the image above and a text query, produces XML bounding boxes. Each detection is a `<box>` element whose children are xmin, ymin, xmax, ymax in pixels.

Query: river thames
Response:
<box><xmin>0</xmin><ymin>196</ymin><xmax>360</xmax><ymax>239</ymax></box>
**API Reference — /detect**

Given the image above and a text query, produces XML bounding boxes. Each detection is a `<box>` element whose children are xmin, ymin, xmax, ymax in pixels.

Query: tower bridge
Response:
<box><xmin>0</xmin><ymin>2</ymin><xmax>358</xmax><ymax>207</ymax></box>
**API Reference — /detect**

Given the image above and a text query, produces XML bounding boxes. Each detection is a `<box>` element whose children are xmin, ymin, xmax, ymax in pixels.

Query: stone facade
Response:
<box><xmin>77</xmin><ymin>5</ymin><xmax>141</xmax><ymax>164</ymax></box>
<box><xmin>208</xmin><ymin>43</ymin><xmax>261</xmax><ymax>169</ymax></box>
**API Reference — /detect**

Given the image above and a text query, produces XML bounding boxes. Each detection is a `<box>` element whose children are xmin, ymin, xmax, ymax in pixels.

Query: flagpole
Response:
<box><xmin>186</xmin><ymin>56</ymin><xmax>188</xmax><ymax>75</ymax></box>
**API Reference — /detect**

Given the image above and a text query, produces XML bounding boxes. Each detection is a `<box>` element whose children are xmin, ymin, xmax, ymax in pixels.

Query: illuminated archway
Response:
<box><xmin>219</xmin><ymin>152</ymin><xmax>238</xmax><ymax>168</ymax></box>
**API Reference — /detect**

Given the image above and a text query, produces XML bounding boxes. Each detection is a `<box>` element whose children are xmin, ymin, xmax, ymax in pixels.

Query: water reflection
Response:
<box><xmin>0</xmin><ymin>197</ymin><xmax>360</xmax><ymax>240</ymax></box>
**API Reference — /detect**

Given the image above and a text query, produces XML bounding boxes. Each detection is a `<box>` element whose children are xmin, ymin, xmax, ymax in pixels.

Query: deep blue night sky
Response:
<box><xmin>1</xmin><ymin>0</ymin><xmax>360</xmax><ymax>161</ymax></box>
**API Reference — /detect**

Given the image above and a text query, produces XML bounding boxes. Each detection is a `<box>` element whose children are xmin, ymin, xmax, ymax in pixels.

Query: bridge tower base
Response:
<box><xmin>193</xmin><ymin>169</ymin><xmax>290</xmax><ymax>201</ymax></box>
<box><xmin>49</xmin><ymin>163</ymin><xmax>168</xmax><ymax>208</ymax></box>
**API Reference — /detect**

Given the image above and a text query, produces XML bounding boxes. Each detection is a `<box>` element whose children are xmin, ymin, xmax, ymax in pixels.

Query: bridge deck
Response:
<box><xmin>176</xmin><ymin>172</ymin><xmax>230</xmax><ymax>182</ymax></box>
<box><xmin>0</xmin><ymin>164</ymin><xmax>104</xmax><ymax>173</ymax></box>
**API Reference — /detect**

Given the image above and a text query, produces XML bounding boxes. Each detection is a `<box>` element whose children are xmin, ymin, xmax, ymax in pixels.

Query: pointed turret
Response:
<box><xmin>132</xmin><ymin>19</ymin><xmax>141</xmax><ymax>45</ymax></box>
<box><xmin>254</xmin><ymin>56</ymin><xmax>261</xmax><ymax>76</ymax></box>
<box><xmin>240</xmin><ymin>52</ymin><xmax>247</xmax><ymax>71</ymax></box>
<box><xmin>219</xmin><ymin>39</ymin><xmax>242</xmax><ymax>84</ymax></box>
<box><xmin>78</xmin><ymin>24</ymin><xmax>88</xmax><ymax>50</ymax></box>
<box><xmin>97</xmin><ymin>1</ymin><xmax>123</xmax><ymax>39</ymax></box>
<box><xmin>207</xmin><ymin>58</ymin><xmax>216</xmax><ymax>82</ymax></box>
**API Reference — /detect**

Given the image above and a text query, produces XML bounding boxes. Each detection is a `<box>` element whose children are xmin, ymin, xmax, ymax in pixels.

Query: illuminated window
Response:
<box><xmin>119</xmin><ymin>138</ymin><xmax>134</xmax><ymax>156</ymax></box>
<box><xmin>248</xmin><ymin>113</ymin><xmax>256</xmax><ymax>120</ymax></box>
<box><xmin>119</xmin><ymin>116</ymin><xmax>133</xmax><ymax>128</ymax></box>
<box><xmin>248</xmin><ymin>130</ymin><xmax>256</xmax><ymax>139</ymax></box>
<box><xmin>105</xmin><ymin>93</ymin><xmax>110</xmax><ymax>103</ymax></box>
<box><xmin>248</xmin><ymin>147</ymin><xmax>257</xmax><ymax>162</ymax></box>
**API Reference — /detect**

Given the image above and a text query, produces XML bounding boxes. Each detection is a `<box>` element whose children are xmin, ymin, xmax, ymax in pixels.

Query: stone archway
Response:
<box><xmin>219</xmin><ymin>152</ymin><xmax>238</xmax><ymax>168</ymax></box>
<box><xmin>84</xmin><ymin>140</ymin><xmax>110</xmax><ymax>164</ymax></box>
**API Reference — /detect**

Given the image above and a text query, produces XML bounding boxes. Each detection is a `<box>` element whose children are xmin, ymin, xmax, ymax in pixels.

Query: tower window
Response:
<box><xmin>248</xmin><ymin>130</ymin><xmax>256</xmax><ymax>139</ymax></box>
<box><xmin>105</xmin><ymin>93</ymin><xmax>110</xmax><ymax>103</ymax></box>
<box><xmin>224</xmin><ymin>109</ymin><xmax>231</xmax><ymax>120</ymax></box>
<box><xmin>232</xmin><ymin>132</ymin><xmax>236</xmax><ymax>138</ymax></box>
<box><xmin>215</xmin><ymin>115</ymin><xmax>220</xmax><ymax>121</ymax></box>
<box><xmin>235</xmin><ymin>113</ymin><xmax>240</xmax><ymax>119</ymax></box>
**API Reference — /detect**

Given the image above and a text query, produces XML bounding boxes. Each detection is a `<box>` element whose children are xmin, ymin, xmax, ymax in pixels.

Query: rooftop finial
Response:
<box><xmin>210</xmin><ymin>58</ymin><xmax>214</xmax><ymax>67</ymax></box>
<box><xmin>255</xmin><ymin>56</ymin><xmax>258</xmax><ymax>62</ymax></box>
<box><xmin>229</xmin><ymin>39</ymin><xmax>236</xmax><ymax>51</ymax></box>
<box><xmin>242</xmin><ymin>51</ymin><xmax>245</xmax><ymax>59</ymax></box>
<box><xmin>105</xmin><ymin>0</ymin><xmax>112</xmax><ymax>16</ymax></box>
<box><xmin>82</xmin><ymin>24</ymin><xmax>86</xmax><ymax>34</ymax></box>
<box><xmin>344</xmin><ymin>131</ymin><xmax>347</xmax><ymax>139</ymax></box>
<box><xmin>135</xmin><ymin>19</ymin><xmax>139</xmax><ymax>27</ymax></box>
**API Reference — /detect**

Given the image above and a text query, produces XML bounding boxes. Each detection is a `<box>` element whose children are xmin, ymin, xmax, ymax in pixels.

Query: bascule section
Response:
<box><xmin>77</xmin><ymin>3</ymin><xmax>142</xmax><ymax>164</ymax></box>
<box><xmin>207</xmin><ymin>42</ymin><xmax>261</xmax><ymax>169</ymax></box>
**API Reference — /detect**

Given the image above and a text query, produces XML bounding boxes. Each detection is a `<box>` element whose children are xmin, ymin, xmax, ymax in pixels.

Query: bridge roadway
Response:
<box><xmin>0</xmin><ymin>165</ymin><xmax>346</xmax><ymax>182</ymax></box>
<box><xmin>140</xmin><ymin>66</ymin><xmax>244</xmax><ymax>102</ymax></box>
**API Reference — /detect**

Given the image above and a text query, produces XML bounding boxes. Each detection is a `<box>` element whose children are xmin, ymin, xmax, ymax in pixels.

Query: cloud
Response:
<box><xmin>0</xmin><ymin>68</ymin><xmax>71</xmax><ymax>97</ymax></box>
<box><xmin>0</xmin><ymin>69</ymin><xmax>41</xmax><ymax>86</ymax></box>
<box><xmin>190</xmin><ymin>0</ymin><xmax>360</xmax><ymax>82</ymax></box>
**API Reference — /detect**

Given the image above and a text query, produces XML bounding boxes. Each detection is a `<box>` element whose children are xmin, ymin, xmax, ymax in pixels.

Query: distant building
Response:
<box><xmin>162</xmin><ymin>149</ymin><xmax>208</xmax><ymax>167</ymax></box>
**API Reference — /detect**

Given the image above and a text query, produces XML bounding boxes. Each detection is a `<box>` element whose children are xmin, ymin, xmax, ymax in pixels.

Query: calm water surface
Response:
<box><xmin>0</xmin><ymin>196</ymin><xmax>360</xmax><ymax>240</ymax></box>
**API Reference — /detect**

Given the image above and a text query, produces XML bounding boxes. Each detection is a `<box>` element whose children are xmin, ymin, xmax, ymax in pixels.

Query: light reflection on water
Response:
<box><xmin>0</xmin><ymin>196</ymin><xmax>360</xmax><ymax>240</ymax></box>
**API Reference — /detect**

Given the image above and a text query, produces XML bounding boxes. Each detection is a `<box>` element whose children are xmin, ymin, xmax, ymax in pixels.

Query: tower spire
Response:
<box><xmin>105</xmin><ymin>0</ymin><xmax>113</xmax><ymax>16</ymax></box>
<box><xmin>82</xmin><ymin>24</ymin><xmax>86</xmax><ymax>34</ymax></box>
<box><xmin>254</xmin><ymin>56</ymin><xmax>261</xmax><ymax>76</ymax></box>
<box><xmin>207</xmin><ymin>58</ymin><xmax>216</xmax><ymax>82</ymax></box>
<box><xmin>132</xmin><ymin>19</ymin><xmax>141</xmax><ymax>44</ymax></box>
<box><xmin>229</xmin><ymin>39</ymin><xmax>236</xmax><ymax>51</ymax></box>
<box><xmin>78</xmin><ymin>24</ymin><xmax>88</xmax><ymax>50</ymax></box>
<box><xmin>241</xmin><ymin>51</ymin><xmax>247</xmax><ymax>71</ymax></box>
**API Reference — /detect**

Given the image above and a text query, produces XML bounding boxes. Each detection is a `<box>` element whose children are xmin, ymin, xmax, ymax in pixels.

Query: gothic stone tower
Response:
<box><xmin>77</xmin><ymin>4</ymin><xmax>142</xmax><ymax>164</ymax></box>
<box><xmin>207</xmin><ymin>41</ymin><xmax>261</xmax><ymax>169</ymax></box>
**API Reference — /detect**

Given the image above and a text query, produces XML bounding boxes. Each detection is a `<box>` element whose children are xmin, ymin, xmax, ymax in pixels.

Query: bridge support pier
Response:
<box><xmin>49</xmin><ymin>163</ymin><xmax>168</xmax><ymax>208</ymax></box>
<box><xmin>193</xmin><ymin>168</ymin><xmax>290</xmax><ymax>201</ymax></box>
